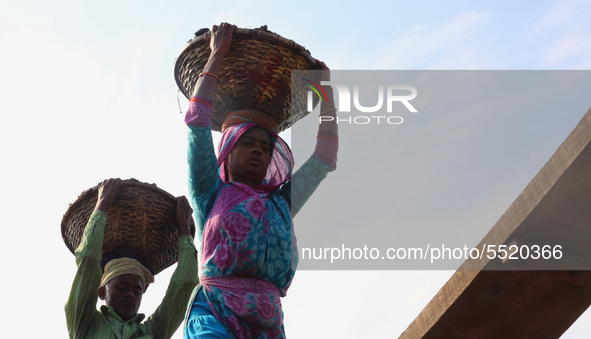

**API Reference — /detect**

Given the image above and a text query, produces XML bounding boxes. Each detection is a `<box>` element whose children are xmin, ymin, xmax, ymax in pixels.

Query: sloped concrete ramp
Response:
<box><xmin>400</xmin><ymin>107</ymin><xmax>591</xmax><ymax>339</ymax></box>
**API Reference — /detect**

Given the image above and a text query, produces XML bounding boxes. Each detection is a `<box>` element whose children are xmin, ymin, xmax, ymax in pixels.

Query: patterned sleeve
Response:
<box><xmin>65</xmin><ymin>211</ymin><xmax>106</xmax><ymax>339</ymax></box>
<box><xmin>145</xmin><ymin>235</ymin><xmax>199</xmax><ymax>339</ymax></box>
<box><xmin>283</xmin><ymin>131</ymin><xmax>338</xmax><ymax>217</ymax></box>
<box><xmin>186</xmin><ymin>96</ymin><xmax>223</xmax><ymax>242</ymax></box>
<box><xmin>313</xmin><ymin>131</ymin><xmax>338</xmax><ymax>169</ymax></box>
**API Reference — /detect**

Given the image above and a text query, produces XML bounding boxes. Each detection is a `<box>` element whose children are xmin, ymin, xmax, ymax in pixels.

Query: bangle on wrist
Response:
<box><xmin>199</xmin><ymin>71</ymin><xmax>220</xmax><ymax>81</ymax></box>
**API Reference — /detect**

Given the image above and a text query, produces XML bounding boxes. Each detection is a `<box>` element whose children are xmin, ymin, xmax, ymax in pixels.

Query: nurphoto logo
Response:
<box><xmin>305</xmin><ymin>81</ymin><xmax>419</xmax><ymax>125</ymax></box>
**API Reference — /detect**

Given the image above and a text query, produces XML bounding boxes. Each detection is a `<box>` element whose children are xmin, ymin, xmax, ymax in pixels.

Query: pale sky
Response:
<box><xmin>1</xmin><ymin>0</ymin><xmax>591</xmax><ymax>338</ymax></box>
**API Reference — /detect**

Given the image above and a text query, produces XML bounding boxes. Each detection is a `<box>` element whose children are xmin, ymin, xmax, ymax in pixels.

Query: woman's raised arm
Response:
<box><xmin>185</xmin><ymin>23</ymin><xmax>236</xmax><ymax>237</ymax></box>
<box><xmin>283</xmin><ymin>61</ymin><xmax>339</xmax><ymax>217</ymax></box>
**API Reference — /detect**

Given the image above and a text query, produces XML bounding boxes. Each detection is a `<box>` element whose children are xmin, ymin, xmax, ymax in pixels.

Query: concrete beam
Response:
<box><xmin>400</xmin><ymin>106</ymin><xmax>591</xmax><ymax>339</ymax></box>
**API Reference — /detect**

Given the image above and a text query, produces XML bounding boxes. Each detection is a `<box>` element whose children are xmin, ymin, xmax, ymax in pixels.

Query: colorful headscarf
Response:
<box><xmin>100</xmin><ymin>257</ymin><xmax>155</xmax><ymax>291</ymax></box>
<box><xmin>217</xmin><ymin>110</ymin><xmax>293</xmax><ymax>191</ymax></box>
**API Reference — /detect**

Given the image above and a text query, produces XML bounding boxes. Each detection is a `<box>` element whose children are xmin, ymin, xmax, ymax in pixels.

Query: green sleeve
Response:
<box><xmin>64</xmin><ymin>210</ymin><xmax>106</xmax><ymax>339</ymax></box>
<box><xmin>146</xmin><ymin>235</ymin><xmax>199</xmax><ymax>339</ymax></box>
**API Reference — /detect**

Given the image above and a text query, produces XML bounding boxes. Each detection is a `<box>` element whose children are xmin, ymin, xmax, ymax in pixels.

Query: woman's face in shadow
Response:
<box><xmin>226</xmin><ymin>126</ymin><xmax>272</xmax><ymax>185</ymax></box>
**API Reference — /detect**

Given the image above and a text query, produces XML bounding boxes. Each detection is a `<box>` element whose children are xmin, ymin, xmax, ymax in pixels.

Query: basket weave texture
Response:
<box><xmin>174</xmin><ymin>26</ymin><xmax>322</xmax><ymax>132</ymax></box>
<box><xmin>61</xmin><ymin>179</ymin><xmax>195</xmax><ymax>275</ymax></box>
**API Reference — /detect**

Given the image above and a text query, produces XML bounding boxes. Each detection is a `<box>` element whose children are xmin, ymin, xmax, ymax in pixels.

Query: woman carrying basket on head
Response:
<box><xmin>182</xmin><ymin>22</ymin><xmax>338</xmax><ymax>339</ymax></box>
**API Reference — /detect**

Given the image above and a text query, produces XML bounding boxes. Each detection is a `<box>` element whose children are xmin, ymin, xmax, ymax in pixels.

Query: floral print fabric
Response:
<box><xmin>184</xmin><ymin>97</ymin><xmax>337</xmax><ymax>338</ymax></box>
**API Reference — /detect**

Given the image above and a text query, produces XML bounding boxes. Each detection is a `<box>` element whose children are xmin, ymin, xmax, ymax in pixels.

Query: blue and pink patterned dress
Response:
<box><xmin>183</xmin><ymin>96</ymin><xmax>338</xmax><ymax>339</ymax></box>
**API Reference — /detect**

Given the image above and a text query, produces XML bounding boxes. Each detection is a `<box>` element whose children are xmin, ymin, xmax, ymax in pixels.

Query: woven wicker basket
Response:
<box><xmin>174</xmin><ymin>26</ymin><xmax>322</xmax><ymax>132</ymax></box>
<box><xmin>61</xmin><ymin>179</ymin><xmax>195</xmax><ymax>275</ymax></box>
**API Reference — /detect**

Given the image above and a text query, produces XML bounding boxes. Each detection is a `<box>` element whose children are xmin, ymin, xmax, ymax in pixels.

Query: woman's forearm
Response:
<box><xmin>191</xmin><ymin>23</ymin><xmax>235</xmax><ymax>101</ymax></box>
<box><xmin>192</xmin><ymin>51</ymin><xmax>225</xmax><ymax>100</ymax></box>
<box><xmin>316</xmin><ymin>60</ymin><xmax>338</xmax><ymax>136</ymax></box>
<box><xmin>318</xmin><ymin>86</ymin><xmax>337</xmax><ymax>135</ymax></box>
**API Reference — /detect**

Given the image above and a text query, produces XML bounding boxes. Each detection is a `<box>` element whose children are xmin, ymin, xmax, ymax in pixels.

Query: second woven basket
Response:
<box><xmin>61</xmin><ymin>179</ymin><xmax>196</xmax><ymax>275</ymax></box>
